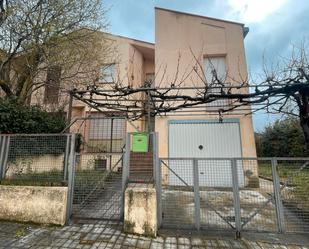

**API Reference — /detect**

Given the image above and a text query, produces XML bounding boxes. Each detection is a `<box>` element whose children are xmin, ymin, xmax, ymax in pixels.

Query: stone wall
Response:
<box><xmin>0</xmin><ymin>186</ymin><xmax>68</xmax><ymax>225</ymax></box>
<box><xmin>124</xmin><ymin>184</ymin><xmax>157</xmax><ymax>237</ymax></box>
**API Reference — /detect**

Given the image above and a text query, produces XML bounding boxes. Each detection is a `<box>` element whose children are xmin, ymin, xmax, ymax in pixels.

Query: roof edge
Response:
<box><xmin>105</xmin><ymin>32</ymin><xmax>155</xmax><ymax>46</ymax></box>
<box><xmin>155</xmin><ymin>7</ymin><xmax>245</xmax><ymax>27</ymax></box>
<box><xmin>80</xmin><ymin>28</ymin><xmax>154</xmax><ymax>46</ymax></box>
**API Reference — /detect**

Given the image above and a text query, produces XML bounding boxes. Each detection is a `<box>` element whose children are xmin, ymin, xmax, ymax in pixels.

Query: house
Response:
<box><xmin>31</xmin><ymin>7</ymin><xmax>257</xmax><ymax>186</ymax></box>
<box><xmin>154</xmin><ymin>8</ymin><xmax>257</xmax><ymax>187</ymax></box>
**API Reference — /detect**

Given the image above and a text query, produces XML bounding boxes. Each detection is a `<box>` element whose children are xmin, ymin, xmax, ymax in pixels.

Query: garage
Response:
<box><xmin>168</xmin><ymin>120</ymin><xmax>245</xmax><ymax>187</ymax></box>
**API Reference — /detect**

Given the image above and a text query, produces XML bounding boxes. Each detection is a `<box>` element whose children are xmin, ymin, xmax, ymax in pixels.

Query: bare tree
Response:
<box><xmin>0</xmin><ymin>0</ymin><xmax>109</xmax><ymax>105</ymax></box>
<box><xmin>70</xmin><ymin>44</ymin><xmax>309</xmax><ymax>153</ymax></box>
<box><xmin>0</xmin><ymin>0</ymin><xmax>8</xmax><ymax>24</ymax></box>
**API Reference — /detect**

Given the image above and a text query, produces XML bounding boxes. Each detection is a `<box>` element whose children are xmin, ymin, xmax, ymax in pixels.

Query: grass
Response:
<box><xmin>0</xmin><ymin>169</ymin><xmax>109</xmax><ymax>186</ymax></box>
<box><xmin>0</xmin><ymin>170</ymin><xmax>65</xmax><ymax>186</ymax></box>
<box><xmin>258</xmin><ymin>162</ymin><xmax>309</xmax><ymax>211</ymax></box>
<box><xmin>0</xmin><ymin>169</ymin><xmax>114</xmax><ymax>205</ymax></box>
<box><xmin>73</xmin><ymin>169</ymin><xmax>109</xmax><ymax>204</ymax></box>
<box><xmin>258</xmin><ymin>162</ymin><xmax>309</xmax><ymax>182</ymax></box>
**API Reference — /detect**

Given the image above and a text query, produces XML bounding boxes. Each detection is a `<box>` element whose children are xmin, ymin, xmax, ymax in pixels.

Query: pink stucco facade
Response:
<box><xmin>31</xmin><ymin>7</ymin><xmax>256</xmax><ymax>159</ymax></box>
<box><xmin>154</xmin><ymin>8</ymin><xmax>256</xmax><ymax>159</ymax></box>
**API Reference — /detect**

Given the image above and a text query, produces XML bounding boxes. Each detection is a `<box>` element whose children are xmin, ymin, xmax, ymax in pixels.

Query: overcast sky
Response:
<box><xmin>103</xmin><ymin>0</ymin><xmax>309</xmax><ymax>131</ymax></box>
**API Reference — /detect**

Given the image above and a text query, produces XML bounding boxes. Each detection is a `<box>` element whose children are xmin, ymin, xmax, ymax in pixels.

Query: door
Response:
<box><xmin>168</xmin><ymin>120</ymin><xmax>244</xmax><ymax>187</ymax></box>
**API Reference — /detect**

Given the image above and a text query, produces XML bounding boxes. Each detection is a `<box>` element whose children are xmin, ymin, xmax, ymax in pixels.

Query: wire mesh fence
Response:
<box><xmin>198</xmin><ymin>159</ymin><xmax>236</xmax><ymax>230</ymax></box>
<box><xmin>237</xmin><ymin>159</ymin><xmax>277</xmax><ymax>232</ymax></box>
<box><xmin>72</xmin><ymin>153</ymin><xmax>124</xmax><ymax>220</ymax></box>
<box><xmin>277</xmin><ymin>159</ymin><xmax>309</xmax><ymax>233</ymax></box>
<box><xmin>160</xmin><ymin>159</ymin><xmax>195</xmax><ymax>229</ymax></box>
<box><xmin>67</xmin><ymin>115</ymin><xmax>128</xmax><ymax>220</ymax></box>
<box><xmin>0</xmin><ymin>134</ymin><xmax>71</xmax><ymax>186</ymax></box>
<box><xmin>157</xmin><ymin>157</ymin><xmax>309</xmax><ymax>235</ymax></box>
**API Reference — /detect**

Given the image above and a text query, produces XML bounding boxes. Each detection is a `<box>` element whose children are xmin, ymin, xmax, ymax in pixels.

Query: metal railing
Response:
<box><xmin>156</xmin><ymin>157</ymin><xmax>309</xmax><ymax>236</ymax></box>
<box><xmin>0</xmin><ymin>134</ymin><xmax>74</xmax><ymax>186</ymax></box>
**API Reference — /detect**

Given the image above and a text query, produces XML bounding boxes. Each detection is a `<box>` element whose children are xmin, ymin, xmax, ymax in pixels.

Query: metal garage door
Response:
<box><xmin>168</xmin><ymin>120</ymin><xmax>244</xmax><ymax>187</ymax></box>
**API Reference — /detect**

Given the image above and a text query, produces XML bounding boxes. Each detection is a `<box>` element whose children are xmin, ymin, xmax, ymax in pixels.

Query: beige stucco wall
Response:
<box><xmin>155</xmin><ymin>8</ymin><xmax>248</xmax><ymax>87</ymax></box>
<box><xmin>6</xmin><ymin>154</ymin><xmax>64</xmax><ymax>178</ymax></box>
<box><xmin>0</xmin><ymin>186</ymin><xmax>68</xmax><ymax>225</ymax></box>
<box><xmin>65</xmin><ymin>34</ymin><xmax>155</xmax><ymax>134</ymax></box>
<box><xmin>31</xmin><ymin>32</ymin><xmax>155</xmax><ymax>133</ymax></box>
<box><xmin>155</xmin><ymin>8</ymin><xmax>257</xmax><ymax>160</ymax></box>
<box><xmin>76</xmin><ymin>153</ymin><xmax>122</xmax><ymax>172</ymax></box>
<box><xmin>124</xmin><ymin>184</ymin><xmax>157</xmax><ymax>237</ymax></box>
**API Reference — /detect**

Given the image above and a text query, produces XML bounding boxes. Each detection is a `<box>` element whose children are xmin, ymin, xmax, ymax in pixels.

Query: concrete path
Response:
<box><xmin>0</xmin><ymin>220</ymin><xmax>308</xmax><ymax>249</ymax></box>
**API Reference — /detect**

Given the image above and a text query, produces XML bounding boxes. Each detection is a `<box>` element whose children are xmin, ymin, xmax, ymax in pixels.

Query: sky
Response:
<box><xmin>103</xmin><ymin>0</ymin><xmax>309</xmax><ymax>131</ymax></box>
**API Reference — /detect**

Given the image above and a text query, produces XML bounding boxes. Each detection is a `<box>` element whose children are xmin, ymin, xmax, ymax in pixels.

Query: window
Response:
<box><xmin>44</xmin><ymin>66</ymin><xmax>61</xmax><ymax>104</ymax></box>
<box><xmin>99</xmin><ymin>64</ymin><xmax>116</xmax><ymax>83</ymax></box>
<box><xmin>88</xmin><ymin>113</ymin><xmax>126</xmax><ymax>152</ymax></box>
<box><xmin>145</xmin><ymin>73</ymin><xmax>155</xmax><ymax>85</ymax></box>
<box><xmin>204</xmin><ymin>57</ymin><xmax>226</xmax><ymax>83</ymax></box>
<box><xmin>204</xmin><ymin>57</ymin><xmax>230</xmax><ymax>109</ymax></box>
<box><xmin>89</xmin><ymin>117</ymin><xmax>111</xmax><ymax>140</ymax></box>
<box><xmin>94</xmin><ymin>159</ymin><xmax>107</xmax><ymax>170</ymax></box>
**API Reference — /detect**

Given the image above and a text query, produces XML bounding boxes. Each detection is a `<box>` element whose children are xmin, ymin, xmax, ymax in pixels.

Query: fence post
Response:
<box><xmin>271</xmin><ymin>158</ymin><xmax>286</xmax><ymax>233</ymax></box>
<box><xmin>0</xmin><ymin>136</ymin><xmax>4</xmax><ymax>180</ymax></box>
<box><xmin>63</xmin><ymin>134</ymin><xmax>70</xmax><ymax>181</ymax></box>
<box><xmin>66</xmin><ymin>134</ymin><xmax>76</xmax><ymax>224</ymax></box>
<box><xmin>193</xmin><ymin>159</ymin><xmax>200</xmax><ymax>230</ymax></box>
<box><xmin>156</xmin><ymin>159</ymin><xmax>162</xmax><ymax>228</ymax></box>
<box><xmin>0</xmin><ymin>136</ymin><xmax>10</xmax><ymax>180</ymax></box>
<box><xmin>152</xmin><ymin>132</ymin><xmax>159</xmax><ymax>182</ymax></box>
<box><xmin>121</xmin><ymin>133</ymin><xmax>131</xmax><ymax>218</ymax></box>
<box><xmin>231</xmin><ymin>158</ymin><xmax>242</xmax><ymax>238</ymax></box>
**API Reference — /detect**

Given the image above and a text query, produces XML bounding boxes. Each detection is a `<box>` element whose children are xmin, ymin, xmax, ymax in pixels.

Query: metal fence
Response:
<box><xmin>65</xmin><ymin>115</ymin><xmax>126</xmax><ymax>154</ymax></box>
<box><xmin>63</xmin><ymin>115</ymin><xmax>128</xmax><ymax>220</ymax></box>
<box><xmin>72</xmin><ymin>152</ymin><xmax>124</xmax><ymax>220</ymax></box>
<box><xmin>71</xmin><ymin>130</ymin><xmax>159</xmax><ymax>220</ymax></box>
<box><xmin>156</xmin><ymin>157</ymin><xmax>309</xmax><ymax>235</ymax></box>
<box><xmin>0</xmin><ymin>134</ymin><xmax>74</xmax><ymax>186</ymax></box>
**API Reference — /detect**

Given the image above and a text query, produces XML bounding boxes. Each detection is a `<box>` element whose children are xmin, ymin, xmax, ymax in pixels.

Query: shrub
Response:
<box><xmin>255</xmin><ymin>117</ymin><xmax>307</xmax><ymax>157</ymax></box>
<box><xmin>0</xmin><ymin>99</ymin><xmax>66</xmax><ymax>134</ymax></box>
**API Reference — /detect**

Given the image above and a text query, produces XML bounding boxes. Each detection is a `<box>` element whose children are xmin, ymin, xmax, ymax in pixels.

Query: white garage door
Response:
<box><xmin>168</xmin><ymin>121</ymin><xmax>244</xmax><ymax>187</ymax></box>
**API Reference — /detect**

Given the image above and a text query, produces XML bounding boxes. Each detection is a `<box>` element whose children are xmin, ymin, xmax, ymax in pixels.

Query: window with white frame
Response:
<box><xmin>204</xmin><ymin>56</ymin><xmax>230</xmax><ymax>109</ymax></box>
<box><xmin>99</xmin><ymin>64</ymin><xmax>116</xmax><ymax>83</ymax></box>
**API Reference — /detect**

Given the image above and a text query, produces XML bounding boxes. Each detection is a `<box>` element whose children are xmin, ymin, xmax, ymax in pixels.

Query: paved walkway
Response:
<box><xmin>0</xmin><ymin>220</ymin><xmax>308</xmax><ymax>249</ymax></box>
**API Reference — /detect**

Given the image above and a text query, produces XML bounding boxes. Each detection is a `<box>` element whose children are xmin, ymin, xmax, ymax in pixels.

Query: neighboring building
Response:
<box><xmin>31</xmin><ymin>7</ymin><xmax>257</xmax><ymax>184</ymax></box>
